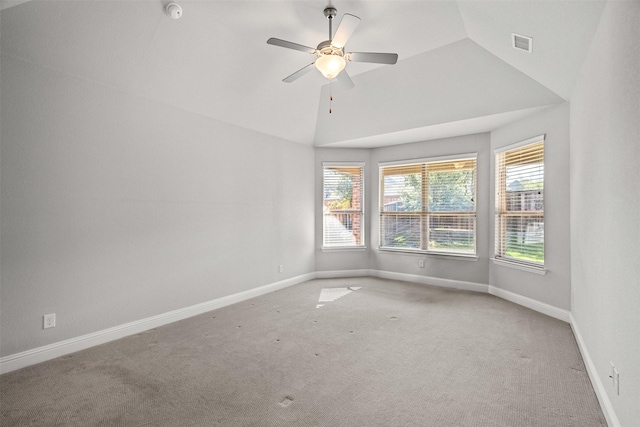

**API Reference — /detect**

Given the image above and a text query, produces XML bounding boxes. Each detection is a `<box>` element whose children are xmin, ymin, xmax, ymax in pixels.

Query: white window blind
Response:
<box><xmin>323</xmin><ymin>164</ymin><xmax>364</xmax><ymax>248</ymax></box>
<box><xmin>495</xmin><ymin>138</ymin><xmax>544</xmax><ymax>266</ymax></box>
<box><xmin>379</xmin><ymin>156</ymin><xmax>476</xmax><ymax>255</ymax></box>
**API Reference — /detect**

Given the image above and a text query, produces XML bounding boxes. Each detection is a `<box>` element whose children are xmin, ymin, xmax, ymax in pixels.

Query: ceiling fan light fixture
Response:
<box><xmin>315</xmin><ymin>54</ymin><xmax>346</xmax><ymax>79</ymax></box>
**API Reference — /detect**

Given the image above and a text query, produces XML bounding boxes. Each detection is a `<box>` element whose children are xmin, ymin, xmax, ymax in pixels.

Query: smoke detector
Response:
<box><xmin>165</xmin><ymin>3</ymin><xmax>183</xmax><ymax>19</ymax></box>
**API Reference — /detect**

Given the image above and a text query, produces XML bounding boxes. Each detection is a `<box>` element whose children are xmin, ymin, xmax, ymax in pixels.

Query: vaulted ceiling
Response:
<box><xmin>0</xmin><ymin>1</ymin><xmax>606</xmax><ymax>147</ymax></box>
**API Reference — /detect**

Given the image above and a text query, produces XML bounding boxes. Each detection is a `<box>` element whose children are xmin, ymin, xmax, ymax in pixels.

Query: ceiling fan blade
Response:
<box><xmin>267</xmin><ymin>38</ymin><xmax>316</xmax><ymax>54</ymax></box>
<box><xmin>331</xmin><ymin>13</ymin><xmax>360</xmax><ymax>48</ymax></box>
<box><xmin>335</xmin><ymin>70</ymin><xmax>355</xmax><ymax>90</ymax></box>
<box><xmin>283</xmin><ymin>63</ymin><xmax>316</xmax><ymax>83</ymax></box>
<box><xmin>348</xmin><ymin>52</ymin><xmax>398</xmax><ymax>65</ymax></box>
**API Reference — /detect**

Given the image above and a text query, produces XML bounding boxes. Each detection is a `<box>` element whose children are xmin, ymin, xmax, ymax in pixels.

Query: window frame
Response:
<box><xmin>493</xmin><ymin>135</ymin><xmax>546</xmax><ymax>271</ymax></box>
<box><xmin>322</xmin><ymin>162</ymin><xmax>366</xmax><ymax>250</ymax></box>
<box><xmin>378</xmin><ymin>153</ymin><xmax>478</xmax><ymax>257</ymax></box>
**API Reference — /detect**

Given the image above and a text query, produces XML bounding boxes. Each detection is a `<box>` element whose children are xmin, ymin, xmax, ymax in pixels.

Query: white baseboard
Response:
<box><xmin>488</xmin><ymin>285</ymin><xmax>570</xmax><ymax>323</ymax></box>
<box><xmin>314</xmin><ymin>269</ymin><xmax>373</xmax><ymax>279</ymax></box>
<box><xmin>0</xmin><ymin>272</ymin><xmax>314</xmax><ymax>375</ymax></box>
<box><xmin>372</xmin><ymin>269</ymin><xmax>489</xmax><ymax>293</ymax></box>
<box><xmin>0</xmin><ymin>270</ymin><xmax>572</xmax><ymax>376</ymax></box>
<box><xmin>570</xmin><ymin>314</ymin><xmax>620</xmax><ymax>427</ymax></box>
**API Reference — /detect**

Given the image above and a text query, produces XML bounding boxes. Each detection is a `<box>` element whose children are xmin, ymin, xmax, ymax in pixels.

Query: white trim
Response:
<box><xmin>322</xmin><ymin>161</ymin><xmax>366</xmax><ymax>168</ymax></box>
<box><xmin>372</xmin><ymin>269</ymin><xmax>488</xmax><ymax>293</ymax></box>
<box><xmin>379</xmin><ymin>248</ymin><xmax>478</xmax><ymax>261</ymax></box>
<box><xmin>494</xmin><ymin>134</ymin><xmax>545</xmax><ymax>154</ymax></box>
<box><xmin>314</xmin><ymin>269</ymin><xmax>373</xmax><ymax>279</ymax></box>
<box><xmin>488</xmin><ymin>285</ymin><xmax>569</xmax><ymax>322</ymax></box>
<box><xmin>0</xmin><ymin>270</ymin><xmax>574</xmax><ymax>377</ymax></box>
<box><xmin>0</xmin><ymin>273</ymin><xmax>314</xmax><ymax>375</ymax></box>
<box><xmin>570</xmin><ymin>314</ymin><xmax>620</xmax><ymax>427</ymax></box>
<box><xmin>491</xmin><ymin>258</ymin><xmax>547</xmax><ymax>275</ymax></box>
<box><xmin>321</xmin><ymin>246</ymin><xmax>367</xmax><ymax>252</ymax></box>
<box><xmin>379</xmin><ymin>152</ymin><xmax>477</xmax><ymax>168</ymax></box>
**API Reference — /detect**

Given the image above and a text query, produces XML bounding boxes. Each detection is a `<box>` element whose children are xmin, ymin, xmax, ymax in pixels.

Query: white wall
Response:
<box><xmin>490</xmin><ymin>103</ymin><xmax>572</xmax><ymax>311</ymax></box>
<box><xmin>569</xmin><ymin>1</ymin><xmax>640</xmax><ymax>425</ymax></box>
<box><xmin>0</xmin><ymin>55</ymin><xmax>316</xmax><ymax>357</ymax></box>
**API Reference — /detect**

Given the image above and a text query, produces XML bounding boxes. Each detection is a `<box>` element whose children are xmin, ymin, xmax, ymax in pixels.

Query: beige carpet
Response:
<box><xmin>1</xmin><ymin>277</ymin><xmax>606</xmax><ymax>426</ymax></box>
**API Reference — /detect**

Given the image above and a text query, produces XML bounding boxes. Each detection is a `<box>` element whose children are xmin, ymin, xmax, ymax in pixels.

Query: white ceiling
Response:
<box><xmin>0</xmin><ymin>0</ymin><xmax>606</xmax><ymax>148</ymax></box>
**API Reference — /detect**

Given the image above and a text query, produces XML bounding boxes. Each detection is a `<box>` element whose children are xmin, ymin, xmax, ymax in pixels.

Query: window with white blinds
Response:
<box><xmin>379</xmin><ymin>156</ymin><xmax>477</xmax><ymax>255</ymax></box>
<box><xmin>323</xmin><ymin>163</ymin><xmax>365</xmax><ymax>248</ymax></box>
<box><xmin>495</xmin><ymin>136</ymin><xmax>544</xmax><ymax>267</ymax></box>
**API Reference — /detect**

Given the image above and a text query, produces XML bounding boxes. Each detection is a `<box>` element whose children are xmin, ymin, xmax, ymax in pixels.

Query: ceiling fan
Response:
<box><xmin>267</xmin><ymin>6</ymin><xmax>398</xmax><ymax>89</ymax></box>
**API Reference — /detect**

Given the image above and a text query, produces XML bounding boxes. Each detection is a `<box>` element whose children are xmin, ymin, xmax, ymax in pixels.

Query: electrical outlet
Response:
<box><xmin>278</xmin><ymin>264</ymin><xmax>284</xmax><ymax>273</ymax></box>
<box><xmin>43</xmin><ymin>313</ymin><xmax>56</xmax><ymax>329</ymax></box>
<box><xmin>418</xmin><ymin>259</ymin><xmax>425</xmax><ymax>268</ymax></box>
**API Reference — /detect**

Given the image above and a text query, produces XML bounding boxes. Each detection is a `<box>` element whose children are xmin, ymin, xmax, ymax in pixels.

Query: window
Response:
<box><xmin>323</xmin><ymin>163</ymin><xmax>364</xmax><ymax>248</ymax></box>
<box><xmin>495</xmin><ymin>136</ymin><xmax>544</xmax><ymax>267</ymax></box>
<box><xmin>379</xmin><ymin>155</ymin><xmax>477</xmax><ymax>255</ymax></box>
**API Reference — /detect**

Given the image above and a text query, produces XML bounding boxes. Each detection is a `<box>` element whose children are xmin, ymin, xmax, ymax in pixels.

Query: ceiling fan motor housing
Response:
<box><xmin>317</xmin><ymin>40</ymin><xmax>332</xmax><ymax>50</ymax></box>
<box><xmin>316</xmin><ymin>40</ymin><xmax>344</xmax><ymax>57</ymax></box>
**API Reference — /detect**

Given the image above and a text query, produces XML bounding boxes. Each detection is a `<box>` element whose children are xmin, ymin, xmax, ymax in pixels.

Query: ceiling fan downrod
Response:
<box><xmin>324</xmin><ymin>7</ymin><xmax>337</xmax><ymax>40</ymax></box>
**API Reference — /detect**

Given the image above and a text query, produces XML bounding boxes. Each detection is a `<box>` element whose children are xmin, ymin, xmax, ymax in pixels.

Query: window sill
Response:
<box><xmin>491</xmin><ymin>258</ymin><xmax>547</xmax><ymax>275</ymax></box>
<box><xmin>322</xmin><ymin>246</ymin><xmax>367</xmax><ymax>252</ymax></box>
<box><xmin>378</xmin><ymin>248</ymin><xmax>478</xmax><ymax>261</ymax></box>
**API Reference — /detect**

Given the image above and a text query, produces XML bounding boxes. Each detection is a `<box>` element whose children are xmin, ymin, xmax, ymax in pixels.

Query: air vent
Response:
<box><xmin>512</xmin><ymin>33</ymin><xmax>533</xmax><ymax>53</ymax></box>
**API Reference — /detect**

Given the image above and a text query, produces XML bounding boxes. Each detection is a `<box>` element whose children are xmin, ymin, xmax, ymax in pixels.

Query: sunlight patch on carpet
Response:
<box><xmin>316</xmin><ymin>287</ymin><xmax>361</xmax><ymax>308</ymax></box>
